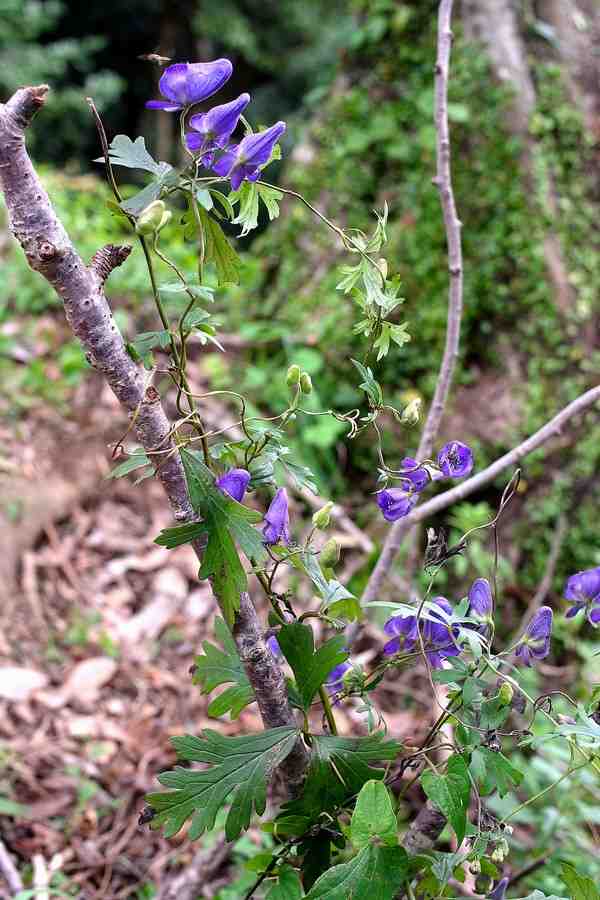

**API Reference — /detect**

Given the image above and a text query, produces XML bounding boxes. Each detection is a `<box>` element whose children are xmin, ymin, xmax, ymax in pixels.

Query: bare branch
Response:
<box><xmin>0</xmin><ymin>838</ymin><xmax>23</xmax><ymax>896</ymax></box>
<box><xmin>362</xmin><ymin>0</ymin><xmax>462</xmax><ymax>605</ymax></box>
<box><xmin>0</xmin><ymin>85</ymin><xmax>307</xmax><ymax>788</ymax></box>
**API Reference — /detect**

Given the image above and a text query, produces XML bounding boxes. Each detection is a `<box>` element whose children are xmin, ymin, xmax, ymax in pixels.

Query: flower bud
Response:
<box><xmin>136</xmin><ymin>200</ymin><xmax>171</xmax><ymax>235</ymax></box>
<box><xmin>468</xmin><ymin>860</ymin><xmax>481</xmax><ymax>875</ymax></box>
<box><xmin>299</xmin><ymin>372</ymin><xmax>313</xmax><ymax>394</ymax></box>
<box><xmin>320</xmin><ymin>537</ymin><xmax>340</xmax><ymax>569</ymax></box>
<box><xmin>401</xmin><ymin>397</ymin><xmax>422</xmax><ymax>425</ymax></box>
<box><xmin>286</xmin><ymin>364</ymin><xmax>301</xmax><ymax>387</ymax></box>
<box><xmin>498</xmin><ymin>682</ymin><xmax>514</xmax><ymax>706</ymax></box>
<box><xmin>377</xmin><ymin>258</ymin><xmax>388</xmax><ymax>280</ymax></box>
<box><xmin>313</xmin><ymin>501</ymin><xmax>334</xmax><ymax>530</ymax></box>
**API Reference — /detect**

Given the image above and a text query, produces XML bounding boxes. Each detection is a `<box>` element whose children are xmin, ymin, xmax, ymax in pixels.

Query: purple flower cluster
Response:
<box><xmin>216</xmin><ymin>469</ymin><xmax>290</xmax><ymax>546</ymax></box>
<box><xmin>564</xmin><ymin>566</ymin><xmax>600</xmax><ymax>626</ymax></box>
<box><xmin>377</xmin><ymin>441</ymin><xmax>474</xmax><ymax>522</ymax></box>
<box><xmin>383</xmin><ymin>597</ymin><xmax>461</xmax><ymax>669</ymax></box>
<box><xmin>146</xmin><ymin>59</ymin><xmax>285</xmax><ymax>190</ymax></box>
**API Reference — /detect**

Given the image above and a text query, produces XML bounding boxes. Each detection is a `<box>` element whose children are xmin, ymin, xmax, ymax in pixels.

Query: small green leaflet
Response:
<box><xmin>155</xmin><ymin>521</ymin><xmax>207</xmax><ymax>549</ymax></box>
<box><xmin>469</xmin><ymin>748</ymin><xmax>523</xmax><ymax>797</ymax></box>
<box><xmin>279</xmin><ymin>549</ymin><xmax>356</xmax><ymax>616</ymax></box>
<box><xmin>95</xmin><ymin>134</ymin><xmax>169</xmax><ymax>174</ymax></box>
<box><xmin>560</xmin><ymin>862</ymin><xmax>600</xmax><ymax>900</ymax></box>
<box><xmin>305</xmin><ymin>845</ymin><xmax>409</xmax><ymax>900</ymax></box>
<box><xmin>106</xmin><ymin>449</ymin><xmax>152</xmax><ymax>480</ymax></box>
<box><xmin>180</xmin><ymin>449</ymin><xmax>266</xmax><ymax>625</ymax></box>
<box><xmin>351</xmin><ymin>780</ymin><xmax>397</xmax><ymax>849</ymax></box>
<box><xmin>351</xmin><ymin>359</ymin><xmax>383</xmax><ymax>408</ymax></box>
<box><xmin>230</xmin><ymin>182</ymin><xmax>283</xmax><ymax>235</ymax></box>
<box><xmin>146</xmin><ymin>726</ymin><xmax>298</xmax><ymax>842</ymax></box>
<box><xmin>192</xmin><ymin>617</ymin><xmax>254</xmax><ymax>720</ymax></box>
<box><xmin>275</xmin><ymin>733</ymin><xmax>402</xmax><ymax>835</ymax></box>
<box><xmin>197</xmin><ymin>207</ymin><xmax>241</xmax><ymax>285</ymax></box>
<box><xmin>421</xmin><ymin>753</ymin><xmax>470</xmax><ymax>845</ymax></box>
<box><xmin>264</xmin><ymin>868</ymin><xmax>304</xmax><ymax>900</ymax></box>
<box><xmin>278</xmin><ymin>623</ymin><xmax>348</xmax><ymax>710</ymax></box>
<box><xmin>372</xmin><ymin>322</ymin><xmax>410</xmax><ymax>361</ymax></box>
<box><xmin>127</xmin><ymin>329</ymin><xmax>171</xmax><ymax>368</ymax></box>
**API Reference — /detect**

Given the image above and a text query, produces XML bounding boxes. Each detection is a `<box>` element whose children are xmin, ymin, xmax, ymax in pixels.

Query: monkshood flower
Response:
<box><xmin>263</xmin><ymin>487</ymin><xmax>290</xmax><ymax>545</ymax></box>
<box><xmin>325</xmin><ymin>661</ymin><xmax>352</xmax><ymax>695</ymax></box>
<box><xmin>468</xmin><ymin>577</ymin><xmax>493</xmax><ymax>626</ymax></box>
<box><xmin>515</xmin><ymin>606</ymin><xmax>553</xmax><ymax>667</ymax></box>
<box><xmin>186</xmin><ymin>93</ymin><xmax>250</xmax><ymax>159</ymax></box>
<box><xmin>266</xmin><ymin>635</ymin><xmax>282</xmax><ymax>659</ymax></box>
<box><xmin>216</xmin><ymin>467</ymin><xmax>250</xmax><ymax>503</ymax></box>
<box><xmin>212</xmin><ymin>121</ymin><xmax>286</xmax><ymax>190</ymax></box>
<box><xmin>377</xmin><ymin>487</ymin><xmax>418</xmax><ymax>522</ymax></box>
<box><xmin>146</xmin><ymin>59</ymin><xmax>233</xmax><ymax>112</ymax></box>
<box><xmin>564</xmin><ymin>566</ymin><xmax>600</xmax><ymax>625</ymax></box>
<box><xmin>487</xmin><ymin>878</ymin><xmax>508</xmax><ymax>900</ymax></box>
<box><xmin>399</xmin><ymin>456</ymin><xmax>429</xmax><ymax>492</ymax></box>
<box><xmin>437</xmin><ymin>441</ymin><xmax>474</xmax><ymax>478</ymax></box>
<box><xmin>384</xmin><ymin>598</ymin><xmax>461</xmax><ymax>669</ymax></box>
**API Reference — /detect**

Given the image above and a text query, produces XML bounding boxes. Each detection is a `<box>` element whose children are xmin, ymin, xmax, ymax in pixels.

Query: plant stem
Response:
<box><xmin>319</xmin><ymin>685</ymin><xmax>339</xmax><ymax>735</ymax></box>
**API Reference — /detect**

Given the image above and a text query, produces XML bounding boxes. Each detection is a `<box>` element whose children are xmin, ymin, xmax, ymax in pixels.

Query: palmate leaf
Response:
<box><xmin>469</xmin><ymin>748</ymin><xmax>523</xmax><ymax>798</ymax></box>
<box><xmin>180</xmin><ymin>449</ymin><xmax>266</xmax><ymax>624</ymax></box>
<box><xmin>197</xmin><ymin>207</ymin><xmax>241</xmax><ymax>285</ymax></box>
<box><xmin>146</xmin><ymin>726</ymin><xmax>298</xmax><ymax>842</ymax></box>
<box><xmin>350</xmin><ymin>780</ymin><xmax>397</xmax><ymax>849</ymax></box>
<box><xmin>421</xmin><ymin>753</ymin><xmax>470</xmax><ymax>845</ymax></box>
<box><xmin>192</xmin><ymin>617</ymin><xmax>254</xmax><ymax>719</ymax></box>
<box><xmin>96</xmin><ymin>134</ymin><xmax>169</xmax><ymax>174</ymax></box>
<box><xmin>305</xmin><ymin>845</ymin><xmax>409</xmax><ymax>900</ymax></box>
<box><xmin>561</xmin><ymin>863</ymin><xmax>600</xmax><ymax>900</ymax></box>
<box><xmin>278</xmin><ymin>623</ymin><xmax>348</xmax><ymax>710</ymax></box>
<box><xmin>230</xmin><ymin>182</ymin><xmax>283</xmax><ymax>235</ymax></box>
<box><xmin>275</xmin><ymin>733</ymin><xmax>402</xmax><ymax>835</ymax></box>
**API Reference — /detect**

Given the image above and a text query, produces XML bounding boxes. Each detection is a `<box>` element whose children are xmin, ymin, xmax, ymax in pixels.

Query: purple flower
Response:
<box><xmin>211</xmin><ymin>121</ymin><xmax>286</xmax><ymax>190</ymax></box>
<box><xmin>487</xmin><ymin>879</ymin><xmax>508</xmax><ymax>900</ymax></box>
<box><xmin>263</xmin><ymin>488</ymin><xmax>290</xmax><ymax>545</ymax></box>
<box><xmin>383</xmin><ymin>598</ymin><xmax>460</xmax><ymax>668</ymax></box>
<box><xmin>383</xmin><ymin>614</ymin><xmax>418</xmax><ymax>655</ymax></box>
<box><xmin>216</xmin><ymin>467</ymin><xmax>250</xmax><ymax>503</ymax></box>
<box><xmin>325</xmin><ymin>661</ymin><xmax>352</xmax><ymax>694</ymax></box>
<box><xmin>266</xmin><ymin>635</ymin><xmax>282</xmax><ymax>659</ymax></box>
<box><xmin>564</xmin><ymin>566</ymin><xmax>600</xmax><ymax>626</ymax></box>
<box><xmin>377</xmin><ymin>488</ymin><xmax>418</xmax><ymax>522</ymax></box>
<box><xmin>515</xmin><ymin>606</ymin><xmax>553</xmax><ymax>667</ymax></box>
<box><xmin>437</xmin><ymin>441</ymin><xmax>474</xmax><ymax>479</ymax></box>
<box><xmin>146</xmin><ymin>59</ymin><xmax>233</xmax><ymax>112</ymax></box>
<box><xmin>186</xmin><ymin>93</ymin><xmax>250</xmax><ymax>158</ymax></box>
<box><xmin>399</xmin><ymin>456</ymin><xmax>429</xmax><ymax>492</ymax></box>
<box><xmin>468</xmin><ymin>578</ymin><xmax>493</xmax><ymax>625</ymax></box>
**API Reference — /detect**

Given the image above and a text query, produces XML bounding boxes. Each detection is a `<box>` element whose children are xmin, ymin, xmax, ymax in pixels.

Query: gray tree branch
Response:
<box><xmin>0</xmin><ymin>85</ymin><xmax>307</xmax><ymax>789</ymax></box>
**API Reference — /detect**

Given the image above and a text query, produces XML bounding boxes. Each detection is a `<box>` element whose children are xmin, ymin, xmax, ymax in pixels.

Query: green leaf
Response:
<box><xmin>561</xmin><ymin>862</ymin><xmax>600</xmax><ymax>900</ymax></box>
<box><xmin>265</xmin><ymin>868</ymin><xmax>304</xmax><ymax>900</ymax></box>
<box><xmin>210</xmin><ymin>189</ymin><xmax>235</xmax><ymax>219</ymax></box>
<box><xmin>277</xmin><ymin>733</ymin><xmax>402</xmax><ymax>835</ymax></box>
<box><xmin>278</xmin><ymin>623</ymin><xmax>348</xmax><ymax>709</ymax></box>
<box><xmin>193</xmin><ymin>617</ymin><xmax>254</xmax><ymax>720</ymax></box>
<box><xmin>327</xmin><ymin>596</ymin><xmax>363</xmax><ymax>622</ymax></box>
<box><xmin>198</xmin><ymin>208</ymin><xmax>241</xmax><ymax>285</ymax></box>
<box><xmin>127</xmin><ymin>329</ymin><xmax>171</xmax><ymax>367</ymax></box>
<box><xmin>96</xmin><ymin>134</ymin><xmax>169</xmax><ymax>174</ymax></box>
<box><xmin>478</xmin><ymin>748</ymin><xmax>523</xmax><ymax>797</ymax></box>
<box><xmin>258</xmin><ymin>183</ymin><xmax>283</xmax><ymax>220</ymax></box>
<box><xmin>231</xmin><ymin>181</ymin><xmax>260</xmax><ymax>236</ymax></box>
<box><xmin>351</xmin><ymin>780</ymin><xmax>397</xmax><ymax>849</ymax></box>
<box><xmin>298</xmin><ymin>835</ymin><xmax>332</xmax><ymax>891</ymax></box>
<box><xmin>180</xmin><ymin>449</ymin><xmax>265</xmax><ymax>624</ymax></box>
<box><xmin>351</xmin><ymin>359</ymin><xmax>383</xmax><ymax>407</ymax></box>
<box><xmin>195</xmin><ymin>187</ymin><xmax>213</xmax><ymax>210</ymax></box>
<box><xmin>305</xmin><ymin>845</ymin><xmax>409</xmax><ymax>899</ymax></box>
<box><xmin>154</xmin><ymin>521</ymin><xmax>207</xmax><ymax>549</ymax></box>
<box><xmin>106</xmin><ymin>449</ymin><xmax>151</xmax><ymax>480</ymax></box>
<box><xmin>421</xmin><ymin>754</ymin><xmax>470</xmax><ymax>845</ymax></box>
<box><xmin>146</xmin><ymin>726</ymin><xmax>298</xmax><ymax>841</ymax></box>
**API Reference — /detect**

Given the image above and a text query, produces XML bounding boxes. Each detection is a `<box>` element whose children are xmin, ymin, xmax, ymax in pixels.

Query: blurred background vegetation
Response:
<box><xmin>1</xmin><ymin>0</ymin><xmax>599</xmax><ymax>893</ymax></box>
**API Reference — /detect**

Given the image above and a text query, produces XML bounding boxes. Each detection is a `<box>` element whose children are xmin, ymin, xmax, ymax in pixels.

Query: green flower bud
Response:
<box><xmin>498</xmin><ymin>682</ymin><xmax>514</xmax><ymax>706</ymax></box>
<box><xmin>400</xmin><ymin>397</ymin><xmax>422</xmax><ymax>425</ymax></box>
<box><xmin>299</xmin><ymin>372</ymin><xmax>313</xmax><ymax>394</ymax></box>
<box><xmin>320</xmin><ymin>537</ymin><xmax>340</xmax><ymax>569</ymax></box>
<box><xmin>136</xmin><ymin>200</ymin><xmax>171</xmax><ymax>235</ymax></box>
<box><xmin>468</xmin><ymin>860</ymin><xmax>481</xmax><ymax>875</ymax></box>
<box><xmin>313</xmin><ymin>501</ymin><xmax>334</xmax><ymax>530</ymax></box>
<box><xmin>286</xmin><ymin>364</ymin><xmax>301</xmax><ymax>386</ymax></box>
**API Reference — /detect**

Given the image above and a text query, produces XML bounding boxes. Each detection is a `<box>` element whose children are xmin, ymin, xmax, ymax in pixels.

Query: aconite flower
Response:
<box><xmin>186</xmin><ymin>93</ymin><xmax>250</xmax><ymax>159</ymax></box>
<box><xmin>377</xmin><ymin>488</ymin><xmax>417</xmax><ymax>522</ymax></box>
<box><xmin>263</xmin><ymin>487</ymin><xmax>290</xmax><ymax>545</ymax></box>
<box><xmin>212</xmin><ymin>121</ymin><xmax>286</xmax><ymax>190</ymax></box>
<box><xmin>515</xmin><ymin>606</ymin><xmax>553</xmax><ymax>667</ymax></box>
<box><xmin>564</xmin><ymin>566</ymin><xmax>600</xmax><ymax>626</ymax></box>
<box><xmin>216</xmin><ymin>468</ymin><xmax>250</xmax><ymax>503</ymax></box>
<box><xmin>437</xmin><ymin>441</ymin><xmax>474</xmax><ymax>478</ymax></box>
<box><xmin>146</xmin><ymin>59</ymin><xmax>233</xmax><ymax>112</ymax></box>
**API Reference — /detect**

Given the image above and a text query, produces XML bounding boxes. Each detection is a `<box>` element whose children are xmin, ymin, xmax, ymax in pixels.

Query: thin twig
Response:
<box><xmin>362</xmin><ymin>0</ymin><xmax>463</xmax><ymax>606</ymax></box>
